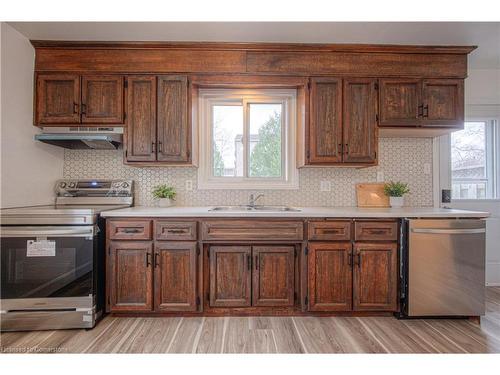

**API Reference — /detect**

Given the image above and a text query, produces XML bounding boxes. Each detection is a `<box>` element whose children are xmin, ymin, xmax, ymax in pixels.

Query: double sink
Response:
<box><xmin>209</xmin><ymin>205</ymin><xmax>301</xmax><ymax>212</ymax></box>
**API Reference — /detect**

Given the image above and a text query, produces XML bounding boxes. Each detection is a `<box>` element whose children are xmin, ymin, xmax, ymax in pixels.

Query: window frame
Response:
<box><xmin>197</xmin><ymin>88</ymin><xmax>298</xmax><ymax>190</ymax></box>
<box><xmin>450</xmin><ymin>118</ymin><xmax>500</xmax><ymax>201</ymax></box>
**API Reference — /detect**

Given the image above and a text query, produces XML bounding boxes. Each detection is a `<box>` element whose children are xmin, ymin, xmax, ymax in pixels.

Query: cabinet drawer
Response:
<box><xmin>155</xmin><ymin>221</ymin><xmax>197</xmax><ymax>241</ymax></box>
<box><xmin>354</xmin><ymin>221</ymin><xmax>398</xmax><ymax>241</ymax></box>
<box><xmin>308</xmin><ymin>221</ymin><xmax>351</xmax><ymax>241</ymax></box>
<box><xmin>107</xmin><ymin>220</ymin><xmax>152</xmax><ymax>240</ymax></box>
<box><xmin>201</xmin><ymin>220</ymin><xmax>303</xmax><ymax>241</ymax></box>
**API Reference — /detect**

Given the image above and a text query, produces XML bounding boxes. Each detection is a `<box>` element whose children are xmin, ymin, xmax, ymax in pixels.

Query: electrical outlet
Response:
<box><xmin>185</xmin><ymin>180</ymin><xmax>193</xmax><ymax>191</ymax></box>
<box><xmin>424</xmin><ymin>163</ymin><xmax>431</xmax><ymax>175</ymax></box>
<box><xmin>376</xmin><ymin>171</ymin><xmax>385</xmax><ymax>182</ymax></box>
<box><xmin>320</xmin><ymin>180</ymin><xmax>331</xmax><ymax>192</ymax></box>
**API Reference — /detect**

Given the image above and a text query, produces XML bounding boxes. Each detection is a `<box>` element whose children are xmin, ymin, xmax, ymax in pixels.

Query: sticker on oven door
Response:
<box><xmin>26</xmin><ymin>240</ymin><xmax>56</xmax><ymax>257</ymax></box>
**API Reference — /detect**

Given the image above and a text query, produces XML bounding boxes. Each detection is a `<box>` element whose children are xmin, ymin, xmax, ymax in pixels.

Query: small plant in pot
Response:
<box><xmin>384</xmin><ymin>181</ymin><xmax>410</xmax><ymax>208</ymax></box>
<box><xmin>152</xmin><ymin>184</ymin><xmax>176</xmax><ymax>207</ymax></box>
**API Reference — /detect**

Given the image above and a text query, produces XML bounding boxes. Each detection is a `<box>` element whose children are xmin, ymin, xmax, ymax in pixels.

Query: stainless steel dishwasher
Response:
<box><xmin>402</xmin><ymin>219</ymin><xmax>486</xmax><ymax>317</ymax></box>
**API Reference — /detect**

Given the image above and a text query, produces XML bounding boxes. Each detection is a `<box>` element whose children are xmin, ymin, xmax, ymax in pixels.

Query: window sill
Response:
<box><xmin>197</xmin><ymin>180</ymin><xmax>299</xmax><ymax>190</ymax></box>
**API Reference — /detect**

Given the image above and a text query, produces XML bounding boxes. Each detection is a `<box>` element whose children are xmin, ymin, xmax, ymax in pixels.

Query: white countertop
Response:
<box><xmin>101</xmin><ymin>206</ymin><xmax>490</xmax><ymax>218</ymax></box>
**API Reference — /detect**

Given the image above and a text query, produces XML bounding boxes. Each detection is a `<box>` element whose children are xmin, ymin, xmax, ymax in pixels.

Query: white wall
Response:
<box><xmin>0</xmin><ymin>22</ymin><xmax>64</xmax><ymax>208</ymax></box>
<box><xmin>450</xmin><ymin>68</ymin><xmax>500</xmax><ymax>285</ymax></box>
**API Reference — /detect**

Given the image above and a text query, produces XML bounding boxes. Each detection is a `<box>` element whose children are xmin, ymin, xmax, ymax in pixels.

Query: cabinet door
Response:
<box><xmin>308</xmin><ymin>242</ymin><xmax>352</xmax><ymax>311</ymax></box>
<box><xmin>422</xmin><ymin>79</ymin><xmax>464</xmax><ymax>127</ymax></box>
<box><xmin>125</xmin><ymin>76</ymin><xmax>157</xmax><ymax>162</ymax></box>
<box><xmin>157</xmin><ymin>75</ymin><xmax>190</xmax><ymax>163</ymax></box>
<box><xmin>209</xmin><ymin>246</ymin><xmax>251</xmax><ymax>307</ymax></box>
<box><xmin>379</xmin><ymin>78</ymin><xmax>421</xmax><ymax>127</ymax></box>
<box><xmin>343</xmin><ymin>78</ymin><xmax>378</xmax><ymax>164</ymax></box>
<box><xmin>308</xmin><ymin>77</ymin><xmax>343</xmax><ymax>164</ymax></box>
<box><xmin>108</xmin><ymin>241</ymin><xmax>153</xmax><ymax>312</ymax></box>
<box><xmin>81</xmin><ymin>75</ymin><xmax>124</xmax><ymax>124</ymax></box>
<box><xmin>36</xmin><ymin>74</ymin><xmax>80</xmax><ymax>124</ymax></box>
<box><xmin>154</xmin><ymin>242</ymin><xmax>198</xmax><ymax>312</ymax></box>
<box><xmin>252</xmin><ymin>246</ymin><xmax>295</xmax><ymax>307</ymax></box>
<box><xmin>353</xmin><ymin>242</ymin><xmax>397</xmax><ymax>311</ymax></box>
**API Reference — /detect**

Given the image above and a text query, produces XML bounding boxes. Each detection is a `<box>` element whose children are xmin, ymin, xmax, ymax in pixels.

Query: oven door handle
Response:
<box><xmin>0</xmin><ymin>226</ymin><xmax>97</xmax><ymax>237</ymax></box>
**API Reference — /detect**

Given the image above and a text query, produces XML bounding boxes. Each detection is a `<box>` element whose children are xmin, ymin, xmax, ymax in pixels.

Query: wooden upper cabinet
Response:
<box><xmin>379</xmin><ymin>79</ymin><xmax>422</xmax><ymax>127</ymax></box>
<box><xmin>81</xmin><ymin>75</ymin><xmax>124</xmax><ymax>124</ymax></box>
<box><xmin>209</xmin><ymin>246</ymin><xmax>252</xmax><ymax>308</ymax></box>
<box><xmin>36</xmin><ymin>74</ymin><xmax>80</xmax><ymax>124</ymax></box>
<box><xmin>252</xmin><ymin>246</ymin><xmax>295</xmax><ymax>307</ymax></box>
<box><xmin>353</xmin><ymin>242</ymin><xmax>397</xmax><ymax>311</ymax></box>
<box><xmin>422</xmin><ymin>79</ymin><xmax>464</xmax><ymax>127</ymax></box>
<box><xmin>125</xmin><ymin>76</ymin><xmax>157</xmax><ymax>162</ymax></box>
<box><xmin>157</xmin><ymin>75</ymin><xmax>190</xmax><ymax>163</ymax></box>
<box><xmin>107</xmin><ymin>241</ymin><xmax>153</xmax><ymax>312</ymax></box>
<box><xmin>308</xmin><ymin>77</ymin><xmax>343</xmax><ymax>164</ymax></box>
<box><xmin>154</xmin><ymin>242</ymin><xmax>198</xmax><ymax>312</ymax></box>
<box><xmin>308</xmin><ymin>242</ymin><xmax>352</xmax><ymax>311</ymax></box>
<box><xmin>379</xmin><ymin>78</ymin><xmax>464</xmax><ymax>130</ymax></box>
<box><xmin>343</xmin><ymin>78</ymin><xmax>378</xmax><ymax>164</ymax></box>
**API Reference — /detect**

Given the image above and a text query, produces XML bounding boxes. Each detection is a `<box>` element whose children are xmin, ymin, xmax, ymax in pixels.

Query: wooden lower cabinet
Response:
<box><xmin>353</xmin><ymin>242</ymin><xmax>398</xmax><ymax>311</ymax></box>
<box><xmin>209</xmin><ymin>246</ymin><xmax>252</xmax><ymax>307</ymax></box>
<box><xmin>108</xmin><ymin>241</ymin><xmax>153</xmax><ymax>312</ymax></box>
<box><xmin>208</xmin><ymin>245</ymin><xmax>296</xmax><ymax>308</ymax></box>
<box><xmin>154</xmin><ymin>242</ymin><xmax>198</xmax><ymax>312</ymax></box>
<box><xmin>308</xmin><ymin>242</ymin><xmax>352</xmax><ymax>311</ymax></box>
<box><xmin>253</xmin><ymin>246</ymin><xmax>295</xmax><ymax>307</ymax></box>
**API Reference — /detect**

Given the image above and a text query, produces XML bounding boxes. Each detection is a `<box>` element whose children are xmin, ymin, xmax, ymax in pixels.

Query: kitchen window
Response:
<box><xmin>451</xmin><ymin>119</ymin><xmax>499</xmax><ymax>199</ymax></box>
<box><xmin>198</xmin><ymin>89</ymin><xmax>298</xmax><ymax>189</ymax></box>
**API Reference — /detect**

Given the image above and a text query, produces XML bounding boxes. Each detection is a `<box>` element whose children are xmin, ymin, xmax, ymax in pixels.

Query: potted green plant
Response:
<box><xmin>152</xmin><ymin>184</ymin><xmax>176</xmax><ymax>207</ymax></box>
<box><xmin>383</xmin><ymin>181</ymin><xmax>410</xmax><ymax>208</ymax></box>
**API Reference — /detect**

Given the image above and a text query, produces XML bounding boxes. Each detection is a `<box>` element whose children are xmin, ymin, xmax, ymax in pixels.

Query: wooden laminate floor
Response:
<box><xmin>1</xmin><ymin>287</ymin><xmax>500</xmax><ymax>354</ymax></box>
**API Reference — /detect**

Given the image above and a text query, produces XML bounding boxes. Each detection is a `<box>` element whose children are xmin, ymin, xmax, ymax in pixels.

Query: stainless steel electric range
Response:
<box><xmin>0</xmin><ymin>179</ymin><xmax>133</xmax><ymax>331</ymax></box>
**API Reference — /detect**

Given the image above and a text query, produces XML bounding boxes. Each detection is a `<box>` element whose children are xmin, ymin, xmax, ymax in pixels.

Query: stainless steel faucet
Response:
<box><xmin>248</xmin><ymin>193</ymin><xmax>264</xmax><ymax>207</ymax></box>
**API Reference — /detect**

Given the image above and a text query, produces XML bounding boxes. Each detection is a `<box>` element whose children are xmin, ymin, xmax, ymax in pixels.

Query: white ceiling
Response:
<box><xmin>8</xmin><ymin>22</ymin><xmax>500</xmax><ymax>69</ymax></box>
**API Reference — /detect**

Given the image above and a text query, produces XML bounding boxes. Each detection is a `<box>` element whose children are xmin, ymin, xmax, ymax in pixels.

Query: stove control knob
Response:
<box><xmin>59</xmin><ymin>182</ymin><xmax>67</xmax><ymax>188</ymax></box>
<box><xmin>68</xmin><ymin>182</ymin><xmax>76</xmax><ymax>188</ymax></box>
<box><xmin>121</xmin><ymin>182</ymin><xmax>129</xmax><ymax>188</ymax></box>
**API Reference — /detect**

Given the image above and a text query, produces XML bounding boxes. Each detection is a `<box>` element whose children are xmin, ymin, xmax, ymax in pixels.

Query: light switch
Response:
<box><xmin>185</xmin><ymin>180</ymin><xmax>193</xmax><ymax>191</ymax></box>
<box><xmin>320</xmin><ymin>180</ymin><xmax>331</xmax><ymax>192</ymax></box>
<box><xmin>376</xmin><ymin>171</ymin><xmax>385</xmax><ymax>182</ymax></box>
<box><xmin>424</xmin><ymin>163</ymin><xmax>431</xmax><ymax>175</ymax></box>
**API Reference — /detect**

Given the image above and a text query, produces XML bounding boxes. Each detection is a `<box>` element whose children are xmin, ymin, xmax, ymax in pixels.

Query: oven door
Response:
<box><xmin>0</xmin><ymin>226</ymin><xmax>97</xmax><ymax>301</ymax></box>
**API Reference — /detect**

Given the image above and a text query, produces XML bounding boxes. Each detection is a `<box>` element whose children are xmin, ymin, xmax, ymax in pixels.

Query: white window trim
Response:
<box><xmin>197</xmin><ymin>88</ymin><xmax>299</xmax><ymax>190</ymax></box>
<box><xmin>436</xmin><ymin>117</ymin><xmax>500</xmax><ymax>203</ymax></box>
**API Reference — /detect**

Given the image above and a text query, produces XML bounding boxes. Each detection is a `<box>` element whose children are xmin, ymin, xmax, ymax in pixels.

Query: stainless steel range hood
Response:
<box><xmin>35</xmin><ymin>127</ymin><xmax>123</xmax><ymax>150</ymax></box>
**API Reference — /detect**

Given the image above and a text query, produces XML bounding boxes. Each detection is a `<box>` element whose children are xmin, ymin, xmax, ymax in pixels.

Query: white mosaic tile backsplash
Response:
<box><xmin>63</xmin><ymin>138</ymin><xmax>434</xmax><ymax>207</ymax></box>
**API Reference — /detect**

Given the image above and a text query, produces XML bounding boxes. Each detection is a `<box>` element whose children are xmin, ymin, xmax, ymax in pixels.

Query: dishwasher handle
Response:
<box><xmin>411</xmin><ymin>228</ymin><xmax>485</xmax><ymax>235</ymax></box>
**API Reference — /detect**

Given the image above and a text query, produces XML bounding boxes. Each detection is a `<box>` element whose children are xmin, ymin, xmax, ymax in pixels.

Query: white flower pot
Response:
<box><xmin>389</xmin><ymin>196</ymin><xmax>404</xmax><ymax>208</ymax></box>
<box><xmin>157</xmin><ymin>198</ymin><xmax>173</xmax><ymax>207</ymax></box>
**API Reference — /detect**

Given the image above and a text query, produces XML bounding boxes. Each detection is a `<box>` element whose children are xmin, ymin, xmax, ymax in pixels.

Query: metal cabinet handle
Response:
<box><xmin>417</xmin><ymin>104</ymin><xmax>424</xmax><ymax>118</ymax></box>
<box><xmin>146</xmin><ymin>252</ymin><xmax>151</xmax><ymax>267</ymax></box>
<box><xmin>122</xmin><ymin>228</ymin><xmax>141</xmax><ymax>234</ymax></box>
<box><xmin>348</xmin><ymin>252</ymin><xmax>353</xmax><ymax>266</ymax></box>
<box><xmin>158</xmin><ymin>141</ymin><xmax>163</xmax><ymax>153</ymax></box>
<box><xmin>73</xmin><ymin>102</ymin><xmax>79</xmax><ymax>114</ymax></box>
<box><xmin>423</xmin><ymin>105</ymin><xmax>429</xmax><ymax>118</ymax></box>
<box><xmin>154</xmin><ymin>253</ymin><xmax>159</xmax><ymax>268</ymax></box>
<box><xmin>81</xmin><ymin>103</ymin><xmax>87</xmax><ymax>115</ymax></box>
<box><xmin>345</xmin><ymin>144</ymin><xmax>349</xmax><ymax>155</ymax></box>
<box><xmin>353</xmin><ymin>253</ymin><xmax>361</xmax><ymax>266</ymax></box>
<box><xmin>167</xmin><ymin>229</ymin><xmax>187</xmax><ymax>234</ymax></box>
<box><xmin>151</xmin><ymin>142</ymin><xmax>155</xmax><ymax>154</ymax></box>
